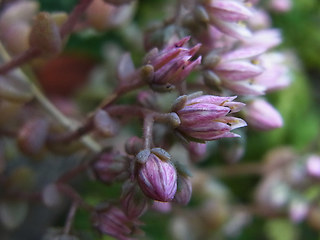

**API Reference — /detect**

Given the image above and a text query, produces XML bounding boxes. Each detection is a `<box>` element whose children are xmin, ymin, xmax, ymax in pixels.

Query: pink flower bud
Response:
<box><xmin>215</xmin><ymin>60</ymin><xmax>264</xmax><ymax>81</ymax></box>
<box><xmin>188</xmin><ymin>142</ymin><xmax>207</xmax><ymax>163</ymax></box>
<box><xmin>0</xmin><ymin>1</ymin><xmax>39</xmax><ymax>55</ymax></box>
<box><xmin>145</xmin><ymin>37</ymin><xmax>201</xmax><ymax>89</ymax></box>
<box><xmin>242</xmin><ymin>29</ymin><xmax>282</xmax><ymax>50</ymax></box>
<box><xmin>254</xmin><ymin>52</ymin><xmax>291</xmax><ymax>92</ymax></box>
<box><xmin>244</xmin><ymin>99</ymin><xmax>283</xmax><ymax>131</ymax></box>
<box><xmin>136</xmin><ymin>150</ymin><xmax>177</xmax><ymax>202</ymax></box>
<box><xmin>200</xmin><ymin>0</ymin><xmax>253</xmax><ymax>39</ymax></box>
<box><xmin>222</xmin><ymin>79</ymin><xmax>266</xmax><ymax>96</ymax></box>
<box><xmin>121</xmin><ymin>181</ymin><xmax>148</xmax><ymax>219</ymax></box>
<box><xmin>174</xmin><ymin>93</ymin><xmax>246</xmax><ymax>141</ymax></box>
<box><xmin>86</xmin><ymin>0</ymin><xmax>135</xmax><ymax>31</ymax></box>
<box><xmin>93</xmin><ymin>110</ymin><xmax>118</xmax><ymax>137</ymax></box>
<box><xmin>174</xmin><ymin>175</ymin><xmax>192</xmax><ymax>206</ymax></box>
<box><xmin>93</xmin><ymin>152</ymin><xmax>130</xmax><ymax>184</ymax></box>
<box><xmin>93</xmin><ymin>205</ymin><xmax>142</xmax><ymax>240</ymax></box>
<box><xmin>204</xmin><ymin>0</ymin><xmax>253</xmax><ymax>22</ymax></box>
<box><xmin>247</xmin><ymin>9</ymin><xmax>271</xmax><ymax>30</ymax></box>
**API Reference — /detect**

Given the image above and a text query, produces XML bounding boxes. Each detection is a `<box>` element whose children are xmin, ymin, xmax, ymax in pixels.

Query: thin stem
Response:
<box><xmin>0</xmin><ymin>48</ymin><xmax>40</xmax><ymax>75</ymax></box>
<box><xmin>63</xmin><ymin>202</ymin><xmax>78</xmax><ymax>235</ymax></box>
<box><xmin>60</xmin><ymin>0</ymin><xmax>94</xmax><ymax>39</ymax></box>
<box><xmin>57</xmin><ymin>184</ymin><xmax>93</xmax><ymax>212</ymax></box>
<box><xmin>48</xmin><ymin>76</ymin><xmax>147</xmax><ymax>145</ymax></box>
<box><xmin>143</xmin><ymin>114</ymin><xmax>154</xmax><ymax>149</ymax></box>
<box><xmin>206</xmin><ymin>163</ymin><xmax>263</xmax><ymax>178</ymax></box>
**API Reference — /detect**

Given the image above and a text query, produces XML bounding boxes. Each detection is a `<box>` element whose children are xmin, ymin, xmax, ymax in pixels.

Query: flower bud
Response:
<box><xmin>121</xmin><ymin>181</ymin><xmax>148</xmax><ymax>219</ymax></box>
<box><xmin>174</xmin><ymin>175</ymin><xmax>192</xmax><ymax>206</ymax></box>
<box><xmin>174</xmin><ymin>93</ymin><xmax>246</xmax><ymax>141</ymax></box>
<box><xmin>200</xmin><ymin>0</ymin><xmax>253</xmax><ymax>39</ymax></box>
<box><xmin>93</xmin><ymin>110</ymin><xmax>118</xmax><ymax>137</ymax></box>
<box><xmin>244</xmin><ymin>98</ymin><xmax>283</xmax><ymax>131</ymax></box>
<box><xmin>0</xmin><ymin>1</ymin><xmax>39</xmax><ymax>55</ymax></box>
<box><xmin>136</xmin><ymin>150</ymin><xmax>177</xmax><ymax>202</ymax></box>
<box><xmin>18</xmin><ymin>118</ymin><xmax>49</xmax><ymax>155</ymax></box>
<box><xmin>29</xmin><ymin>12</ymin><xmax>62</xmax><ymax>56</ymax></box>
<box><xmin>145</xmin><ymin>37</ymin><xmax>201</xmax><ymax>89</ymax></box>
<box><xmin>92</xmin><ymin>152</ymin><xmax>130</xmax><ymax>184</ymax></box>
<box><xmin>188</xmin><ymin>142</ymin><xmax>207</xmax><ymax>163</ymax></box>
<box><xmin>93</xmin><ymin>205</ymin><xmax>142</xmax><ymax>240</ymax></box>
<box><xmin>86</xmin><ymin>0</ymin><xmax>135</xmax><ymax>31</ymax></box>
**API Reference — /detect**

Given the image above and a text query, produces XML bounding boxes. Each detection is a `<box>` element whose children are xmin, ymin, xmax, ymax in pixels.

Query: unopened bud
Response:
<box><xmin>93</xmin><ymin>152</ymin><xmax>130</xmax><ymax>184</ymax></box>
<box><xmin>136</xmin><ymin>150</ymin><xmax>177</xmax><ymax>202</ymax></box>
<box><xmin>93</xmin><ymin>110</ymin><xmax>118</xmax><ymax>137</ymax></box>
<box><xmin>188</xmin><ymin>142</ymin><xmax>207</xmax><ymax>163</ymax></box>
<box><xmin>18</xmin><ymin>118</ymin><xmax>49</xmax><ymax>155</ymax></box>
<box><xmin>92</xmin><ymin>205</ymin><xmax>143</xmax><ymax>239</ymax></box>
<box><xmin>121</xmin><ymin>181</ymin><xmax>148</xmax><ymax>219</ymax></box>
<box><xmin>86</xmin><ymin>0</ymin><xmax>115</xmax><ymax>31</ymax></box>
<box><xmin>174</xmin><ymin>175</ymin><xmax>192</xmax><ymax>206</ymax></box>
<box><xmin>244</xmin><ymin>98</ymin><xmax>283</xmax><ymax>131</ymax></box>
<box><xmin>29</xmin><ymin>12</ymin><xmax>62</xmax><ymax>56</ymax></box>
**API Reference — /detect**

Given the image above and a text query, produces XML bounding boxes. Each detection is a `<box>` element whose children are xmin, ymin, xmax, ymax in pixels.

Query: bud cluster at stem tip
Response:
<box><xmin>136</xmin><ymin>148</ymin><xmax>177</xmax><ymax>202</ymax></box>
<box><xmin>173</xmin><ymin>92</ymin><xmax>246</xmax><ymax>142</ymax></box>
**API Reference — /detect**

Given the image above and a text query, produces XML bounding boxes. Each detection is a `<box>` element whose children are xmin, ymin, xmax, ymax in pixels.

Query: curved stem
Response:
<box><xmin>0</xmin><ymin>48</ymin><xmax>40</xmax><ymax>75</ymax></box>
<box><xmin>60</xmin><ymin>0</ymin><xmax>94</xmax><ymax>39</ymax></box>
<box><xmin>143</xmin><ymin>114</ymin><xmax>154</xmax><ymax>149</ymax></box>
<box><xmin>48</xmin><ymin>76</ymin><xmax>147</xmax><ymax>144</ymax></box>
<box><xmin>63</xmin><ymin>202</ymin><xmax>78</xmax><ymax>235</ymax></box>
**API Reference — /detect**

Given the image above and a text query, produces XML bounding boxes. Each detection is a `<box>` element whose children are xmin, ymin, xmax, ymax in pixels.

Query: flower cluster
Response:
<box><xmin>0</xmin><ymin>0</ymin><xmax>304</xmax><ymax>240</ymax></box>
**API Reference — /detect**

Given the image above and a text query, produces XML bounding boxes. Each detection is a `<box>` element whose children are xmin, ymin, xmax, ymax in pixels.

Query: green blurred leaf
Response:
<box><xmin>265</xmin><ymin>219</ymin><xmax>298</xmax><ymax>240</ymax></box>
